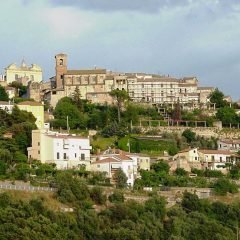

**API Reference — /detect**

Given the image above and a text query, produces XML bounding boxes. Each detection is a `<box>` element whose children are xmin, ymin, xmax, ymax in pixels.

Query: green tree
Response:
<box><xmin>114</xmin><ymin>168</ymin><xmax>128</xmax><ymax>189</ymax></box>
<box><xmin>182</xmin><ymin>129</ymin><xmax>196</xmax><ymax>143</ymax></box>
<box><xmin>216</xmin><ymin>106</ymin><xmax>238</xmax><ymax>124</ymax></box>
<box><xmin>72</xmin><ymin>86</ymin><xmax>83</xmax><ymax>112</ymax></box>
<box><xmin>108</xmin><ymin>190</ymin><xmax>125</xmax><ymax>203</ymax></box>
<box><xmin>0</xmin><ymin>86</ymin><xmax>8</xmax><ymax>101</ymax></box>
<box><xmin>110</xmin><ymin>89</ymin><xmax>129</xmax><ymax>123</ymax></box>
<box><xmin>212</xmin><ymin>178</ymin><xmax>238</xmax><ymax>196</ymax></box>
<box><xmin>90</xmin><ymin>186</ymin><xmax>107</xmax><ymax>205</ymax></box>
<box><xmin>209</xmin><ymin>88</ymin><xmax>227</xmax><ymax>108</ymax></box>
<box><xmin>151</xmin><ymin>160</ymin><xmax>170</xmax><ymax>174</ymax></box>
<box><xmin>53</xmin><ymin>97</ymin><xmax>87</xmax><ymax>129</ymax></box>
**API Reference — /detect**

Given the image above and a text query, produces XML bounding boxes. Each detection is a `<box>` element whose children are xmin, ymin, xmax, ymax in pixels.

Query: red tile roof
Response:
<box><xmin>199</xmin><ymin>149</ymin><xmax>232</xmax><ymax>155</ymax></box>
<box><xmin>92</xmin><ymin>158</ymin><xmax>120</xmax><ymax>164</ymax></box>
<box><xmin>18</xmin><ymin>101</ymin><xmax>43</xmax><ymax>106</ymax></box>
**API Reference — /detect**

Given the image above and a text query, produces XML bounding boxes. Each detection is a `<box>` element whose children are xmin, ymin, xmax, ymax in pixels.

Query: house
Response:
<box><xmin>91</xmin><ymin>149</ymin><xmax>150</xmax><ymax>186</ymax></box>
<box><xmin>218</xmin><ymin>139</ymin><xmax>240</xmax><ymax>153</ymax></box>
<box><xmin>198</xmin><ymin>149</ymin><xmax>232</xmax><ymax>172</ymax></box>
<box><xmin>17</xmin><ymin>101</ymin><xmax>44</xmax><ymax>129</ymax></box>
<box><xmin>27</xmin><ymin>129</ymin><xmax>92</xmax><ymax>170</ymax></box>
<box><xmin>172</xmin><ymin>148</ymin><xmax>236</xmax><ymax>173</ymax></box>
<box><xmin>171</xmin><ymin>148</ymin><xmax>201</xmax><ymax>172</ymax></box>
<box><xmin>0</xmin><ymin>101</ymin><xmax>14</xmax><ymax>113</ymax></box>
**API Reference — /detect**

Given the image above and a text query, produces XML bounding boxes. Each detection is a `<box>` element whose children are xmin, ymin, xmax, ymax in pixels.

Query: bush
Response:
<box><xmin>108</xmin><ymin>190</ymin><xmax>125</xmax><ymax>203</ymax></box>
<box><xmin>212</xmin><ymin>178</ymin><xmax>238</xmax><ymax>196</ymax></box>
<box><xmin>90</xmin><ymin>187</ymin><xmax>107</xmax><ymax>205</ymax></box>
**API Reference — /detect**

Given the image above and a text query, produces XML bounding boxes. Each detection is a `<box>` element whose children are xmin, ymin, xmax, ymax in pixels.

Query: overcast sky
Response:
<box><xmin>0</xmin><ymin>0</ymin><xmax>239</xmax><ymax>100</ymax></box>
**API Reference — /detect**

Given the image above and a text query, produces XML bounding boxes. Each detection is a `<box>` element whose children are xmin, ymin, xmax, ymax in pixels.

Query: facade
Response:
<box><xmin>17</xmin><ymin>101</ymin><xmax>44</xmax><ymax>129</ymax></box>
<box><xmin>198</xmin><ymin>149</ymin><xmax>232</xmax><ymax>172</ymax></box>
<box><xmin>172</xmin><ymin>148</ymin><xmax>235</xmax><ymax>173</ymax></box>
<box><xmin>91</xmin><ymin>149</ymin><xmax>150</xmax><ymax>186</ymax></box>
<box><xmin>218</xmin><ymin>139</ymin><xmax>240</xmax><ymax>153</ymax></box>
<box><xmin>28</xmin><ymin>130</ymin><xmax>92</xmax><ymax>170</ymax></box>
<box><xmin>126</xmin><ymin>75</ymin><xmax>214</xmax><ymax>107</ymax></box>
<box><xmin>0</xmin><ymin>101</ymin><xmax>14</xmax><ymax>113</ymax></box>
<box><xmin>5</xmin><ymin>60</ymin><xmax>42</xmax><ymax>85</ymax></box>
<box><xmin>29</xmin><ymin>53</ymin><xmax>214</xmax><ymax>109</ymax></box>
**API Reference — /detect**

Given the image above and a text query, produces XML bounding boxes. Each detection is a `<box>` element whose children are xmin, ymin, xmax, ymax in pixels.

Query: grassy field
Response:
<box><xmin>0</xmin><ymin>189</ymin><xmax>69</xmax><ymax>211</ymax></box>
<box><xmin>91</xmin><ymin>136</ymin><xmax>116</xmax><ymax>152</ymax></box>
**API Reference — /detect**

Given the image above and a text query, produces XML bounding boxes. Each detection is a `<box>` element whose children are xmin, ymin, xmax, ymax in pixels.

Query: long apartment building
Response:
<box><xmin>115</xmin><ymin>74</ymin><xmax>214</xmax><ymax>107</ymax></box>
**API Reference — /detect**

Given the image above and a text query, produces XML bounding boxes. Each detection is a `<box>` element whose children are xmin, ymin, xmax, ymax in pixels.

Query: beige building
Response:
<box><xmin>172</xmin><ymin>148</ymin><xmax>236</xmax><ymax>173</ymax></box>
<box><xmin>28</xmin><ymin>129</ymin><xmax>92</xmax><ymax>170</ymax></box>
<box><xmin>5</xmin><ymin>60</ymin><xmax>42</xmax><ymax>85</ymax></box>
<box><xmin>17</xmin><ymin>101</ymin><xmax>44</xmax><ymax>129</ymax></box>
<box><xmin>126</xmin><ymin>74</ymin><xmax>214</xmax><ymax>108</ymax></box>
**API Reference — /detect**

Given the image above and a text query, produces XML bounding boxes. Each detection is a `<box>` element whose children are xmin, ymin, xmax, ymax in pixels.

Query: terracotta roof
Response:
<box><xmin>114</xmin><ymin>154</ymin><xmax>132</xmax><ymax>161</ymax></box>
<box><xmin>197</xmin><ymin>87</ymin><xmax>214</xmax><ymax>90</ymax></box>
<box><xmin>219</xmin><ymin>139</ymin><xmax>240</xmax><ymax>144</ymax></box>
<box><xmin>46</xmin><ymin>134</ymin><xmax>88</xmax><ymax>139</ymax></box>
<box><xmin>0</xmin><ymin>101</ymin><xmax>13</xmax><ymax>105</ymax></box>
<box><xmin>92</xmin><ymin>158</ymin><xmax>120</xmax><ymax>164</ymax></box>
<box><xmin>17</xmin><ymin>101</ymin><xmax>43</xmax><ymax>106</ymax></box>
<box><xmin>199</xmin><ymin>149</ymin><xmax>232</xmax><ymax>155</ymax></box>
<box><xmin>66</xmin><ymin>69</ymin><xmax>106</xmax><ymax>75</ymax></box>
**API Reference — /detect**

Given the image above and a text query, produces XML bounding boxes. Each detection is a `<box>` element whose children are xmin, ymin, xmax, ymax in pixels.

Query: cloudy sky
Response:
<box><xmin>0</xmin><ymin>0</ymin><xmax>239</xmax><ymax>99</ymax></box>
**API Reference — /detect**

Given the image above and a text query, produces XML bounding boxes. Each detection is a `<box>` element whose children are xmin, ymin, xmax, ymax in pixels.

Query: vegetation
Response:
<box><xmin>0</xmin><ymin>86</ymin><xmax>8</xmax><ymax>101</ymax></box>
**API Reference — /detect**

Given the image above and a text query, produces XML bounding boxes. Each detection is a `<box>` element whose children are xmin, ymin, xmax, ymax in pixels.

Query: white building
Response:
<box><xmin>218</xmin><ymin>139</ymin><xmax>240</xmax><ymax>153</ymax></box>
<box><xmin>28</xmin><ymin>129</ymin><xmax>92</xmax><ymax>170</ymax></box>
<box><xmin>91</xmin><ymin>149</ymin><xmax>150</xmax><ymax>186</ymax></box>
<box><xmin>0</xmin><ymin>101</ymin><xmax>14</xmax><ymax>113</ymax></box>
<box><xmin>198</xmin><ymin>149</ymin><xmax>232</xmax><ymax>172</ymax></box>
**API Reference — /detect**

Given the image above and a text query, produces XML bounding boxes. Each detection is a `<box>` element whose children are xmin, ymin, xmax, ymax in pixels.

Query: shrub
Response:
<box><xmin>212</xmin><ymin>178</ymin><xmax>238</xmax><ymax>196</ymax></box>
<box><xmin>90</xmin><ymin>187</ymin><xmax>107</xmax><ymax>205</ymax></box>
<box><xmin>108</xmin><ymin>190</ymin><xmax>125</xmax><ymax>203</ymax></box>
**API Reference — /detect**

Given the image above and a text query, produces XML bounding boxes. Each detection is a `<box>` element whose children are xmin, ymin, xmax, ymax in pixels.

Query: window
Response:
<box><xmin>60</xmin><ymin>75</ymin><xmax>63</xmax><ymax>80</ymax></box>
<box><xmin>195</xmin><ymin>157</ymin><xmax>198</xmax><ymax>160</ymax></box>
<box><xmin>64</xmin><ymin>153</ymin><xmax>67</xmax><ymax>159</ymax></box>
<box><xmin>57</xmin><ymin>152</ymin><xmax>60</xmax><ymax>159</ymax></box>
<box><xmin>15</xmin><ymin>74</ymin><xmax>18</xmax><ymax>80</ymax></box>
<box><xmin>75</xmin><ymin>153</ymin><xmax>77</xmax><ymax>158</ymax></box>
<box><xmin>220</xmin><ymin>157</ymin><xmax>222</xmax><ymax>162</ymax></box>
<box><xmin>59</xmin><ymin>59</ymin><xmax>63</xmax><ymax>65</ymax></box>
<box><xmin>38</xmin><ymin>142</ymin><xmax>40</xmax><ymax>146</ymax></box>
<box><xmin>81</xmin><ymin>154</ymin><xmax>85</xmax><ymax>160</ymax></box>
<box><xmin>97</xmin><ymin>165</ymin><xmax>100</xmax><ymax>168</ymax></box>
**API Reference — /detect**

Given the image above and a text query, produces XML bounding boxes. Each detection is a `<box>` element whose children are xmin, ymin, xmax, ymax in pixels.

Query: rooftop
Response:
<box><xmin>66</xmin><ymin>69</ymin><xmax>107</xmax><ymax>75</ymax></box>
<box><xmin>17</xmin><ymin>101</ymin><xmax>43</xmax><ymax>106</ymax></box>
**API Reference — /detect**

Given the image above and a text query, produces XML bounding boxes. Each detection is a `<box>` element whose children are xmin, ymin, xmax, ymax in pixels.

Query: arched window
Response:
<box><xmin>59</xmin><ymin>59</ymin><xmax>63</xmax><ymax>66</ymax></box>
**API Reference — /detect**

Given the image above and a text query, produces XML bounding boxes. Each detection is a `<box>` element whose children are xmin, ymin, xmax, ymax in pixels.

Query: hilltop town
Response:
<box><xmin>0</xmin><ymin>54</ymin><xmax>240</xmax><ymax>238</ymax></box>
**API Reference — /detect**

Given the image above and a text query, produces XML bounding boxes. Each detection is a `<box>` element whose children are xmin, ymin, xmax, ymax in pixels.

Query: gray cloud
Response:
<box><xmin>48</xmin><ymin>0</ymin><xmax>240</xmax><ymax>13</ymax></box>
<box><xmin>49</xmin><ymin>0</ymin><xmax>191</xmax><ymax>12</ymax></box>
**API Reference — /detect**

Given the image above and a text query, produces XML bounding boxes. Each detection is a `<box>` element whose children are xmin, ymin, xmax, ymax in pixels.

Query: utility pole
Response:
<box><xmin>237</xmin><ymin>222</ymin><xmax>239</xmax><ymax>240</ymax></box>
<box><xmin>127</xmin><ymin>139</ymin><xmax>131</xmax><ymax>153</ymax></box>
<box><xmin>67</xmin><ymin>116</ymin><xmax>69</xmax><ymax>133</ymax></box>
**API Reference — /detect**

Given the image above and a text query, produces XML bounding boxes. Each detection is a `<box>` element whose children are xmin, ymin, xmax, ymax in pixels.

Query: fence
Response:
<box><xmin>0</xmin><ymin>184</ymin><xmax>57</xmax><ymax>192</ymax></box>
